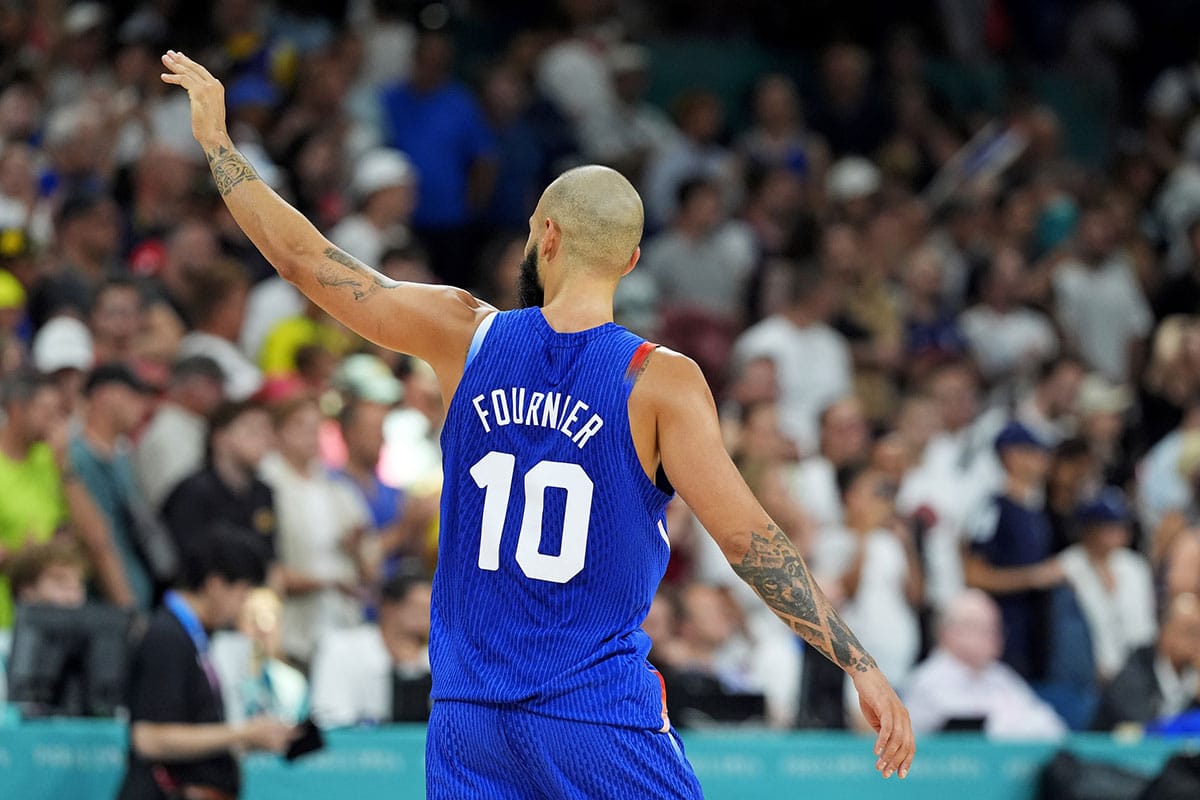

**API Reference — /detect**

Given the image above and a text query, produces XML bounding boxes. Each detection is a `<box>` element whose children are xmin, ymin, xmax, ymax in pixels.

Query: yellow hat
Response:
<box><xmin>0</xmin><ymin>269</ymin><xmax>25</xmax><ymax>310</ymax></box>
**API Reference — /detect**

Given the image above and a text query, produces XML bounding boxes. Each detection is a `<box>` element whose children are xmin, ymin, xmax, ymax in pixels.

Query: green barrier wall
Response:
<box><xmin>0</xmin><ymin>719</ymin><xmax>1193</xmax><ymax>799</ymax></box>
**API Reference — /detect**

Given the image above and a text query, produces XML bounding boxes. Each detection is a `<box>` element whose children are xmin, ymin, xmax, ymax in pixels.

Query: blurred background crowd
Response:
<box><xmin>2</xmin><ymin>0</ymin><xmax>1200</xmax><ymax>744</ymax></box>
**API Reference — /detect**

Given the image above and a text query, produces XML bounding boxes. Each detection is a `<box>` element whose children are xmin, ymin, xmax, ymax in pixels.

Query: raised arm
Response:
<box><xmin>643</xmin><ymin>351</ymin><xmax>914</xmax><ymax>780</ymax></box>
<box><xmin>160</xmin><ymin>51</ymin><xmax>491</xmax><ymax>397</ymax></box>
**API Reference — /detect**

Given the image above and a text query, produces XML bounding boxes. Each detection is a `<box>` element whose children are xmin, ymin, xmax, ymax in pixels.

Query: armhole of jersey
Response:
<box><xmin>465</xmin><ymin>311</ymin><xmax>498</xmax><ymax>369</ymax></box>
<box><xmin>625</xmin><ymin>340</ymin><xmax>676</xmax><ymax>497</ymax></box>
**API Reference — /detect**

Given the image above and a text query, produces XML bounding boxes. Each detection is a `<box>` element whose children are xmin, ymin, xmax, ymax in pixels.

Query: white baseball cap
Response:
<box><xmin>32</xmin><ymin>315</ymin><xmax>94</xmax><ymax>373</ymax></box>
<box><xmin>350</xmin><ymin>148</ymin><xmax>417</xmax><ymax>204</ymax></box>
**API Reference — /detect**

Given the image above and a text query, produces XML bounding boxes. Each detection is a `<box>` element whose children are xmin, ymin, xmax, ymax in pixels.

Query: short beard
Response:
<box><xmin>518</xmin><ymin>247</ymin><xmax>545</xmax><ymax>308</ymax></box>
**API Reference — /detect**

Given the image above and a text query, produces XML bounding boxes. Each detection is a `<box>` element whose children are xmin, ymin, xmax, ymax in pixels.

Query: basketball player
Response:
<box><xmin>161</xmin><ymin>50</ymin><xmax>914</xmax><ymax>797</ymax></box>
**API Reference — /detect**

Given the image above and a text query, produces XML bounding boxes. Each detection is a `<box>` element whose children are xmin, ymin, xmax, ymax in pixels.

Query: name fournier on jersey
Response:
<box><xmin>471</xmin><ymin>386</ymin><xmax>605</xmax><ymax>449</ymax></box>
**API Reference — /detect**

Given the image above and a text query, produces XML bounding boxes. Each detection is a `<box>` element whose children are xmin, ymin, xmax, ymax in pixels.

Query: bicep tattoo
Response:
<box><xmin>315</xmin><ymin>246</ymin><xmax>397</xmax><ymax>302</ymax></box>
<box><xmin>732</xmin><ymin>523</ymin><xmax>879</xmax><ymax>674</ymax></box>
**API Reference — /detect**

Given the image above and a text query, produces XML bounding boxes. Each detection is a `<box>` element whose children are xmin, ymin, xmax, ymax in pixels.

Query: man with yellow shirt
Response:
<box><xmin>0</xmin><ymin>370</ymin><xmax>133</xmax><ymax>629</ymax></box>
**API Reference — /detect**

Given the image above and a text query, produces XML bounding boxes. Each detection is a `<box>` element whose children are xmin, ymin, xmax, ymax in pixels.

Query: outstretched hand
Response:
<box><xmin>854</xmin><ymin>669</ymin><xmax>916</xmax><ymax>780</ymax></box>
<box><xmin>160</xmin><ymin>50</ymin><xmax>228</xmax><ymax>148</ymax></box>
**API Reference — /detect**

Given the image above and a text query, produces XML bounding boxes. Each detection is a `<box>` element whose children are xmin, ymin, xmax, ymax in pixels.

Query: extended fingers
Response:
<box><xmin>873</xmin><ymin>709</ymin><xmax>893</xmax><ymax>772</ymax></box>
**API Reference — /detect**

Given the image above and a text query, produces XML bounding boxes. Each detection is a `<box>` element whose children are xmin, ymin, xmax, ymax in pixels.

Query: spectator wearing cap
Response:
<box><xmin>135</xmin><ymin>356</ymin><xmax>227</xmax><ymax>511</ymax></box>
<box><xmin>69</xmin><ymin>363</ymin><xmax>161</xmax><ymax>610</ymax></box>
<box><xmin>1059</xmin><ymin>488</ymin><xmax>1156</xmax><ymax>682</ymax></box>
<box><xmin>30</xmin><ymin>315</ymin><xmax>94</xmax><ymax>414</ymax></box>
<box><xmin>1092</xmin><ymin>592</ymin><xmax>1200</xmax><ymax>731</ymax></box>
<box><xmin>327</xmin><ymin>147</ymin><xmax>417</xmax><ymax>270</ymax></box>
<box><xmin>0</xmin><ymin>369</ymin><xmax>131</xmax><ymax>629</ymax></box>
<box><xmin>380</xmin><ymin>30</ymin><xmax>497</xmax><ymax>285</ymax></box>
<box><xmin>1077</xmin><ymin>373</ymin><xmax>1136</xmax><ymax>488</ymax></box>
<box><xmin>904</xmin><ymin>590</ymin><xmax>1066</xmax><ymax>738</ymax></box>
<box><xmin>177</xmin><ymin>259</ymin><xmax>262</xmax><ymax>402</ymax></box>
<box><xmin>964</xmin><ymin>421</ymin><xmax>1066</xmax><ymax>682</ymax></box>
<box><xmin>162</xmin><ymin>400</ymin><xmax>278</xmax><ymax>581</ymax></box>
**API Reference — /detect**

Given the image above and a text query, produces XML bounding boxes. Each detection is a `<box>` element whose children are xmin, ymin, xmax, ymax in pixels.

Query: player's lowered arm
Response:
<box><xmin>159</xmin><ymin>50</ymin><xmax>486</xmax><ymax>371</ymax></box>
<box><xmin>645</xmin><ymin>350</ymin><xmax>914</xmax><ymax>779</ymax></box>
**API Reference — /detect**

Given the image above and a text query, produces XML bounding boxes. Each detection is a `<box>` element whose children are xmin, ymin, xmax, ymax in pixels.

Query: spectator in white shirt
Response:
<box><xmin>135</xmin><ymin>356</ymin><xmax>225</xmax><ymax>510</ymax></box>
<box><xmin>309</xmin><ymin>574</ymin><xmax>433</xmax><ymax>727</ymax></box>
<box><xmin>327</xmin><ymin>147</ymin><xmax>417</xmax><ymax>270</ymax></box>
<box><xmin>960</xmin><ymin>245</ymin><xmax>1059</xmax><ymax>388</ymax></box>
<box><xmin>1059</xmin><ymin>489</ymin><xmax>1158</xmax><ymax>681</ymax></box>
<box><xmin>732</xmin><ymin>265</ymin><xmax>851</xmax><ymax>452</ymax></box>
<box><xmin>789</xmin><ymin>395</ymin><xmax>870</xmax><ymax>530</ymax></box>
<box><xmin>904</xmin><ymin>589</ymin><xmax>1066</xmax><ymax>738</ymax></box>
<box><xmin>1053</xmin><ymin>203</ymin><xmax>1153</xmax><ymax>383</ymax></box>
<box><xmin>260</xmin><ymin>395</ymin><xmax>372</xmax><ymax>665</ymax></box>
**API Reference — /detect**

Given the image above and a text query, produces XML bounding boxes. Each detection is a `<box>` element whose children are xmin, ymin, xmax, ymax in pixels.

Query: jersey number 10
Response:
<box><xmin>470</xmin><ymin>451</ymin><xmax>594</xmax><ymax>583</ymax></box>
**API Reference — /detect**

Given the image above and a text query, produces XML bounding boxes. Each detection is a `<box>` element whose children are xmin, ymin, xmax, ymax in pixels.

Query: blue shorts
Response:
<box><xmin>426</xmin><ymin>700</ymin><xmax>705</xmax><ymax>799</ymax></box>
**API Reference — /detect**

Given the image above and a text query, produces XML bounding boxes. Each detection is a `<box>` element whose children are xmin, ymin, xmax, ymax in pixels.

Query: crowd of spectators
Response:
<box><xmin>2</xmin><ymin>0</ymin><xmax>1200</xmax><ymax>750</ymax></box>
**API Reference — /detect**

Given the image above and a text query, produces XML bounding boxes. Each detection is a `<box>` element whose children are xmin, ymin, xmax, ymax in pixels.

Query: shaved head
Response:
<box><xmin>535</xmin><ymin>165</ymin><xmax>644</xmax><ymax>276</ymax></box>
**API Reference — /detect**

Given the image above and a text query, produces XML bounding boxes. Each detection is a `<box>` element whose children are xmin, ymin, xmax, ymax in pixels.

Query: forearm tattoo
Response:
<box><xmin>316</xmin><ymin>246</ymin><xmax>396</xmax><ymax>302</ymax></box>
<box><xmin>205</xmin><ymin>144</ymin><xmax>259</xmax><ymax>196</ymax></box>
<box><xmin>732</xmin><ymin>523</ymin><xmax>879</xmax><ymax>674</ymax></box>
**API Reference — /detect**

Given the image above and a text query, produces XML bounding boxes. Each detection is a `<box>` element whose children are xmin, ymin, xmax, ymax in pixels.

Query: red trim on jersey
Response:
<box><xmin>625</xmin><ymin>341</ymin><xmax>658</xmax><ymax>383</ymax></box>
<box><xmin>651</xmin><ymin>667</ymin><xmax>671</xmax><ymax>732</ymax></box>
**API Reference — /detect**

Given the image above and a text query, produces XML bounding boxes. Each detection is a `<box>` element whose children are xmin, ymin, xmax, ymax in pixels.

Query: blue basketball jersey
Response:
<box><xmin>430</xmin><ymin>307</ymin><xmax>673</xmax><ymax>730</ymax></box>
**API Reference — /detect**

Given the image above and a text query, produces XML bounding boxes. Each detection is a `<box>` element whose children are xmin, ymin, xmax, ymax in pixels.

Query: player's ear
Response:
<box><xmin>541</xmin><ymin>218</ymin><xmax>562</xmax><ymax>261</ymax></box>
<box><xmin>621</xmin><ymin>246</ymin><xmax>640</xmax><ymax>277</ymax></box>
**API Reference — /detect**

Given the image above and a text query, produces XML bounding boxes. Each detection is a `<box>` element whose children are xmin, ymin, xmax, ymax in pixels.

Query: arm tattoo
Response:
<box><xmin>205</xmin><ymin>144</ymin><xmax>260</xmax><ymax>196</ymax></box>
<box><xmin>732</xmin><ymin>523</ymin><xmax>879</xmax><ymax>674</ymax></box>
<box><xmin>316</xmin><ymin>246</ymin><xmax>396</xmax><ymax>302</ymax></box>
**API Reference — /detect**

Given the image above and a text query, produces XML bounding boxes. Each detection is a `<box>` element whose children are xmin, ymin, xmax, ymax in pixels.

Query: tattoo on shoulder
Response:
<box><xmin>732</xmin><ymin>523</ymin><xmax>879</xmax><ymax>674</ymax></box>
<box><xmin>205</xmin><ymin>144</ymin><xmax>260</xmax><ymax>196</ymax></box>
<box><xmin>315</xmin><ymin>246</ymin><xmax>396</xmax><ymax>302</ymax></box>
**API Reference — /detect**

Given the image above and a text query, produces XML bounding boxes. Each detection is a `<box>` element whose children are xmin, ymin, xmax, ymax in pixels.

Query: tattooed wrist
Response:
<box><xmin>205</xmin><ymin>143</ymin><xmax>259</xmax><ymax>196</ymax></box>
<box><xmin>732</xmin><ymin>523</ymin><xmax>879</xmax><ymax>675</ymax></box>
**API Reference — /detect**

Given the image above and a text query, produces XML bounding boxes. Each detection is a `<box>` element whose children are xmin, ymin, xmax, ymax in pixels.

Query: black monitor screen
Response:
<box><xmin>7</xmin><ymin>603</ymin><xmax>134</xmax><ymax>718</ymax></box>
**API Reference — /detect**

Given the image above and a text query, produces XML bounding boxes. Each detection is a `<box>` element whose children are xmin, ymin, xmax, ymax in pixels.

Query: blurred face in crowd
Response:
<box><xmin>895</xmin><ymin>395</ymin><xmax>941</xmax><ymax>453</ymax></box>
<box><xmin>0</xmin><ymin>140</ymin><xmax>36</xmax><ymax>199</ymax></box>
<box><xmin>1081</xmin><ymin>521</ymin><xmax>1130</xmax><ymax>559</ymax></box>
<box><xmin>738</xmin><ymin>402</ymin><xmax>792</xmax><ymax>462</ymax></box>
<box><xmin>822</xmin><ymin>44</ymin><xmax>870</xmax><ymax>102</ymax></box>
<box><xmin>342</xmin><ymin>401</ymin><xmax>388</xmax><ymax>471</ymax></box>
<box><xmin>820</xmin><ymin>223</ymin><xmax>863</xmax><ymax>283</ymax></box>
<box><xmin>1048</xmin><ymin>447</ymin><xmax>1095</xmax><ymax>496</ymax></box>
<box><xmin>275</xmin><ymin>400</ymin><xmax>323</xmax><ymax>467</ymax></box>
<box><xmin>1159</xmin><ymin>594</ymin><xmax>1200</xmax><ymax>671</ymax></box>
<box><xmin>871</xmin><ymin>434</ymin><xmax>910</xmax><ymax>485</ymax></box>
<box><xmin>643</xmin><ymin>592</ymin><xmax>677</xmax><ymax>647</ymax></box>
<box><xmin>843</xmin><ymin>468</ymin><xmax>896</xmax><ymax>532</ymax></box>
<box><xmin>754</xmin><ymin>74</ymin><xmax>800</xmax><ymax>132</ymax></box>
<box><xmin>678</xmin><ymin>183</ymin><xmax>723</xmax><ymax>233</ymax></box>
<box><xmin>178</xmin><ymin>373</ymin><xmax>225</xmax><ymax>418</ymax></box>
<box><xmin>902</xmin><ymin>246</ymin><xmax>944</xmax><ymax>304</ymax></box>
<box><xmin>0</xmin><ymin>84</ymin><xmax>41</xmax><ymax>141</ymax></box>
<box><xmin>940</xmin><ymin>591</ymin><xmax>1003</xmax><ymax>672</ymax></box>
<box><xmin>1000</xmin><ymin>443</ymin><xmax>1051</xmax><ymax>486</ymax></box>
<box><xmin>90</xmin><ymin>284</ymin><xmax>143</xmax><ymax>350</ymax></box>
<box><xmin>1039</xmin><ymin>361</ymin><xmax>1084</xmax><ymax>419</ymax></box>
<box><xmin>982</xmin><ymin>246</ymin><xmax>1024</xmax><ymax>311</ymax></box>
<box><xmin>92</xmin><ymin>382</ymin><xmax>150</xmax><ymax>435</ymax></box>
<box><xmin>1077</xmin><ymin>207</ymin><xmax>1116</xmax><ymax>264</ymax></box>
<box><xmin>68</xmin><ymin>199</ymin><xmax>122</xmax><ymax>262</ymax></box>
<box><xmin>929</xmin><ymin>365</ymin><xmax>979</xmax><ymax>432</ymax></box>
<box><xmin>820</xmin><ymin>397</ymin><xmax>869</xmax><ymax>466</ymax></box>
<box><xmin>216</xmin><ymin>408</ymin><xmax>274</xmax><ymax>470</ymax></box>
<box><xmin>18</xmin><ymin>562</ymin><xmax>86</xmax><ymax>607</ymax></box>
<box><xmin>365</xmin><ymin>183</ymin><xmax>417</xmax><ymax>226</ymax></box>
<box><xmin>380</xmin><ymin>581</ymin><xmax>433</xmax><ymax>650</ymax></box>
<box><xmin>729</xmin><ymin>357</ymin><xmax>779</xmax><ymax>410</ymax></box>
<box><xmin>8</xmin><ymin>384</ymin><xmax>67</xmax><ymax>444</ymax></box>
<box><xmin>238</xmin><ymin>588</ymin><xmax>284</xmax><ymax>658</ymax></box>
<box><xmin>205</xmin><ymin>575</ymin><xmax>253</xmax><ymax>630</ymax></box>
<box><xmin>678</xmin><ymin>94</ymin><xmax>723</xmax><ymax>143</ymax></box>
<box><xmin>679</xmin><ymin>584</ymin><xmax>737</xmax><ymax>650</ymax></box>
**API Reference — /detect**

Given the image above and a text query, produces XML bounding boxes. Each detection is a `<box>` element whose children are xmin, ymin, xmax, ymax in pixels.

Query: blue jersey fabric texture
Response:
<box><xmin>426</xmin><ymin>700</ymin><xmax>703</xmax><ymax>799</ymax></box>
<box><xmin>431</xmin><ymin>307</ymin><xmax>674</xmax><ymax>730</ymax></box>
